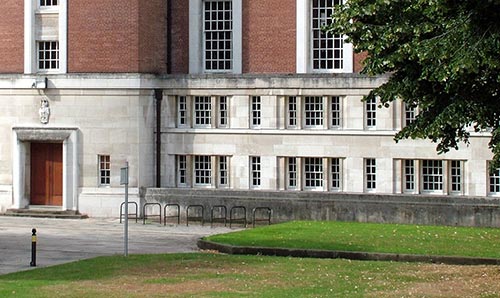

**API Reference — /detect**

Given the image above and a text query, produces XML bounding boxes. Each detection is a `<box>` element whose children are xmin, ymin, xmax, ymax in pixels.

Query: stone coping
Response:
<box><xmin>197</xmin><ymin>239</ymin><xmax>500</xmax><ymax>266</ymax></box>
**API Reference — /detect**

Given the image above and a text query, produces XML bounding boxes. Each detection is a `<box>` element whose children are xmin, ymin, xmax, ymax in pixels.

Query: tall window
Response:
<box><xmin>490</xmin><ymin>166</ymin><xmax>500</xmax><ymax>194</ymax></box>
<box><xmin>288</xmin><ymin>157</ymin><xmax>298</xmax><ymax>189</ymax></box>
<box><xmin>40</xmin><ymin>0</ymin><xmax>58</xmax><ymax>6</ymax></box>
<box><xmin>331</xmin><ymin>158</ymin><xmax>341</xmax><ymax>190</ymax></box>
<box><xmin>203</xmin><ymin>0</ymin><xmax>233</xmax><ymax>71</ymax></box>
<box><xmin>404</xmin><ymin>103</ymin><xmax>416</xmax><ymax>126</ymax></box>
<box><xmin>177</xmin><ymin>155</ymin><xmax>187</xmax><ymax>186</ymax></box>
<box><xmin>98</xmin><ymin>155</ymin><xmax>110</xmax><ymax>187</ymax></box>
<box><xmin>194</xmin><ymin>96</ymin><xmax>211</xmax><ymax>127</ymax></box>
<box><xmin>366</xmin><ymin>97</ymin><xmax>377</xmax><ymax>128</ymax></box>
<box><xmin>365</xmin><ymin>158</ymin><xmax>376</xmax><ymax>191</ymax></box>
<box><xmin>304</xmin><ymin>157</ymin><xmax>323</xmax><ymax>189</ymax></box>
<box><xmin>177</xmin><ymin>96</ymin><xmax>187</xmax><ymax>127</ymax></box>
<box><xmin>311</xmin><ymin>0</ymin><xmax>343</xmax><ymax>71</ymax></box>
<box><xmin>250</xmin><ymin>156</ymin><xmax>261</xmax><ymax>188</ymax></box>
<box><xmin>38</xmin><ymin>41</ymin><xmax>59</xmax><ymax>70</ymax></box>
<box><xmin>404</xmin><ymin>160</ymin><xmax>415</xmax><ymax>192</ymax></box>
<box><xmin>450</xmin><ymin>160</ymin><xmax>462</xmax><ymax>193</ymax></box>
<box><xmin>288</xmin><ymin>96</ymin><xmax>298</xmax><ymax>127</ymax></box>
<box><xmin>422</xmin><ymin>160</ymin><xmax>443</xmax><ymax>192</ymax></box>
<box><xmin>218</xmin><ymin>156</ymin><xmax>229</xmax><ymax>187</ymax></box>
<box><xmin>218</xmin><ymin>96</ymin><xmax>228</xmax><ymax>127</ymax></box>
<box><xmin>251</xmin><ymin>96</ymin><xmax>261</xmax><ymax>127</ymax></box>
<box><xmin>304</xmin><ymin>96</ymin><xmax>323</xmax><ymax>127</ymax></box>
<box><xmin>194</xmin><ymin>155</ymin><xmax>212</xmax><ymax>186</ymax></box>
<box><xmin>330</xmin><ymin>96</ymin><xmax>341</xmax><ymax>128</ymax></box>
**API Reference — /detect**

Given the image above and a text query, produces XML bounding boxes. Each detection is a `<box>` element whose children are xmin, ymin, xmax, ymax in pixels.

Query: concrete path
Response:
<box><xmin>0</xmin><ymin>216</ymin><xmax>235</xmax><ymax>275</ymax></box>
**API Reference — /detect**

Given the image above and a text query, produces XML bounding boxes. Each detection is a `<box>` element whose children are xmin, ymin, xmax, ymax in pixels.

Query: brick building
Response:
<box><xmin>0</xmin><ymin>0</ymin><xmax>497</xmax><ymax>224</ymax></box>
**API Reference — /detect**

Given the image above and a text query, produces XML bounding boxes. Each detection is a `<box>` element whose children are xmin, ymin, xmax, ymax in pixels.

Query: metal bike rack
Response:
<box><xmin>229</xmin><ymin>206</ymin><xmax>247</xmax><ymax>228</ymax></box>
<box><xmin>120</xmin><ymin>201</ymin><xmax>138</xmax><ymax>223</ymax></box>
<box><xmin>252</xmin><ymin>207</ymin><xmax>272</xmax><ymax>228</ymax></box>
<box><xmin>143</xmin><ymin>202</ymin><xmax>162</xmax><ymax>224</ymax></box>
<box><xmin>163</xmin><ymin>204</ymin><xmax>180</xmax><ymax>225</ymax></box>
<box><xmin>186</xmin><ymin>205</ymin><xmax>204</xmax><ymax>226</ymax></box>
<box><xmin>210</xmin><ymin>205</ymin><xmax>227</xmax><ymax>227</ymax></box>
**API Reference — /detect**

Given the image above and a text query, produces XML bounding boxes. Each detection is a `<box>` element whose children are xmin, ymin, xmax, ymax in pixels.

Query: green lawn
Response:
<box><xmin>1</xmin><ymin>253</ymin><xmax>500</xmax><ymax>297</ymax></box>
<box><xmin>206</xmin><ymin>221</ymin><xmax>500</xmax><ymax>258</ymax></box>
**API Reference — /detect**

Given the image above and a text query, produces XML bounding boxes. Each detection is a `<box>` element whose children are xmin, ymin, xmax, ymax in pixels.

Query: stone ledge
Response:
<box><xmin>197</xmin><ymin>239</ymin><xmax>500</xmax><ymax>266</ymax></box>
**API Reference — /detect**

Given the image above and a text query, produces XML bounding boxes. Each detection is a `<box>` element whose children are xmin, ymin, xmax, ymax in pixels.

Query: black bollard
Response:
<box><xmin>30</xmin><ymin>228</ymin><xmax>37</xmax><ymax>267</ymax></box>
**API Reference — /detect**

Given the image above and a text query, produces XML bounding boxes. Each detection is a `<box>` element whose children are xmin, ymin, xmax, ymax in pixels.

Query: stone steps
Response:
<box><xmin>1</xmin><ymin>208</ymin><xmax>88</xmax><ymax>219</ymax></box>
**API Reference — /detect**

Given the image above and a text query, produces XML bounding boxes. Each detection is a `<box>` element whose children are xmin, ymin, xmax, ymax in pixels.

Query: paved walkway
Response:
<box><xmin>0</xmin><ymin>216</ymin><xmax>235</xmax><ymax>275</ymax></box>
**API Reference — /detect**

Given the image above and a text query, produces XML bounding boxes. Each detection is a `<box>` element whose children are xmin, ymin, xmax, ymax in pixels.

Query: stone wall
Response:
<box><xmin>146</xmin><ymin>188</ymin><xmax>500</xmax><ymax>227</ymax></box>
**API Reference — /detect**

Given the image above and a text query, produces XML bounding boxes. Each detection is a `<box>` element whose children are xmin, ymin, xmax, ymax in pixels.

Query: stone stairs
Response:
<box><xmin>1</xmin><ymin>208</ymin><xmax>88</xmax><ymax>219</ymax></box>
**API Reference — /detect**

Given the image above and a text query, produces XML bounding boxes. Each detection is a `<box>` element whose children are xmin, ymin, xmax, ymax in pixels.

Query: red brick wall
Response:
<box><xmin>170</xmin><ymin>0</ymin><xmax>189</xmax><ymax>74</ymax></box>
<box><xmin>242</xmin><ymin>0</ymin><xmax>296</xmax><ymax>73</ymax></box>
<box><xmin>353</xmin><ymin>52</ymin><xmax>367</xmax><ymax>73</ymax></box>
<box><xmin>0</xmin><ymin>1</ymin><xmax>24</xmax><ymax>73</ymax></box>
<box><xmin>68</xmin><ymin>0</ymin><xmax>166</xmax><ymax>73</ymax></box>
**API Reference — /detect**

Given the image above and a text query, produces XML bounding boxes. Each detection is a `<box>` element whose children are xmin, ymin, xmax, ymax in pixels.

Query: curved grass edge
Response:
<box><xmin>197</xmin><ymin>239</ymin><xmax>500</xmax><ymax>265</ymax></box>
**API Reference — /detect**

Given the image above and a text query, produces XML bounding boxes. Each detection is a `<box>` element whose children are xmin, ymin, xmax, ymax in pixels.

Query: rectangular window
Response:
<box><xmin>177</xmin><ymin>155</ymin><xmax>187</xmax><ymax>186</ymax></box>
<box><xmin>330</xmin><ymin>96</ymin><xmax>341</xmax><ymax>128</ymax></box>
<box><xmin>194</xmin><ymin>96</ymin><xmax>211</xmax><ymax>127</ymax></box>
<box><xmin>365</xmin><ymin>158</ymin><xmax>376</xmax><ymax>191</ymax></box>
<box><xmin>194</xmin><ymin>155</ymin><xmax>212</xmax><ymax>186</ymax></box>
<box><xmin>98</xmin><ymin>155</ymin><xmax>110</xmax><ymax>187</ymax></box>
<box><xmin>304</xmin><ymin>157</ymin><xmax>323</xmax><ymax>189</ymax></box>
<box><xmin>251</xmin><ymin>96</ymin><xmax>261</xmax><ymax>127</ymax></box>
<box><xmin>40</xmin><ymin>0</ymin><xmax>58</xmax><ymax>6</ymax></box>
<box><xmin>311</xmin><ymin>0</ymin><xmax>343</xmax><ymax>71</ymax></box>
<box><xmin>288</xmin><ymin>96</ymin><xmax>298</xmax><ymax>127</ymax></box>
<box><xmin>38</xmin><ymin>41</ymin><xmax>59</xmax><ymax>70</ymax></box>
<box><xmin>450</xmin><ymin>160</ymin><xmax>462</xmax><ymax>193</ymax></box>
<box><xmin>218</xmin><ymin>96</ymin><xmax>228</xmax><ymax>127</ymax></box>
<box><xmin>250</xmin><ymin>156</ymin><xmax>261</xmax><ymax>187</ymax></box>
<box><xmin>288</xmin><ymin>157</ymin><xmax>298</xmax><ymax>189</ymax></box>
<box><xmin>404</xmin><ymin>160</ymin><xmax>415</xmax><ymax>192</ymax></box>
<box><xmin>404</xmin><ymin>103</ymin><xmax>416</xmax><ymax>126</ymax></box>
<box><xmin>203</xmin><ymin>0</ymin><xmax>233</xmax><ymax>71</ymax></box>
<box><xmin>331</xmin><ymin>158</ymin><xmax>341</xmax><ymax>190</ymax></box>
<box><xmin>490</xmin><ymin>166</ymin><xmax>500</xmax><ymax>194</ymax></box>
<box><xmin>218</xmin><ymin>156</ymin><xmax>229</xmax><ymax>187</ymax></box>
<box><xmin>178</xmin><ymin>96</ymin><xmax>187</xmax><ymax>127</ymax></box>
<box><xmin>422</xmin><ymin>160</ymin><xmax>443</xmax><ymax>192</ymax></box>
<box><xmin>366</xmin><ymin>97</ymin><xmax>376</xmax><ymax>128</ymax></box>
<box><xmin>304</xmin><ymin>96</ymin><xmax>323</xmax><ymax>127</ymax></box>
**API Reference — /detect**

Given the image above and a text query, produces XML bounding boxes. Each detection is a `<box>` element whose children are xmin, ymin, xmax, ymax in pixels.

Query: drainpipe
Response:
<box><xmin>154</xmin><ymin>89</ymin><xmax>163</xmax><ymax>188</ymax></box>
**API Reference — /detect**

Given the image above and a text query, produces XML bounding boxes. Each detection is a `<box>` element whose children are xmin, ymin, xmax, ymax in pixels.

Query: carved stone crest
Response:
<box><xmin>39</xmin><ymin>98</ymin><xmax>50</xmax><ymax>124</ymax></box>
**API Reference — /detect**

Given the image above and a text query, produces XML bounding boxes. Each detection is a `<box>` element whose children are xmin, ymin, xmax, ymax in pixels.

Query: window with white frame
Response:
<box><xmin>218</xmin><ymin>96</ymin><xmax>228</xmax><ymax>127</ymax></box>
<box><xmin>194</xmin><ymin>155</ymin><xmax>212</xmax><ymax>186</ymax></box>
<box><xmin>404</xmin><ymin>103</ymin><xmax>416</xmax><ymax>126</ymax></box>
<box><xmin>404</xmin><ymin>160</ymin><xmax>415</xmax><ymax>192</ymax></box>
<box><xmin>422</xmin><ymin>160</ymin><xmax>443</xmax><ymax>192</ymax></box>
<box><xmin>311</xmin><ymin>0</ymin><xmax>344</xmax><ymax>71</ymax></box>
<box><xmin>98</xmin><ymin>155</ymin><xmax>110</xmax><ymax>187</ymax></box>
<box><xmin>330</xmin><ymin>96</ymin><xmax>341</xmax><ymax>128</ymax></box>
<box><xmin>177</xmin><ymin>96</ymin><xmax>187</xmax><ymax>127</ymax></box>
<box><xmin>251</xmin><ymin>96</ymin><xmax>261</xmax><ymax>127</ymax></box>
<box><xmin>489</xmin><ymin>166</ymin><xmax>500</xmax><ymax>194</ymax></box>
<box><xmin>250</xmin><ymin>156</ymin><xmax>261</xmax><ymax>188</ymax></box>
<box><xmin>40</xmin><ymin>0</ymin><xmax>58</xmax><ymax>6</ymax></box>
<box><xmin>450</xmin><ymin>160</ymin><xmax>462</xmax><ymax>193</ymax></box>
<box><xmin>304</xmin><ymin>157</ymin><xmax>323</xmax><ymax>189</ymax></box>
<box><xmin>304</xmin><ymin>96</ymin><xmax>323</xmax><ymax>128</ymax></box>
<box><xmin>365</xmin><ymin>158</ymin><xmax>376</xmax><ymax>191</ymax></box>
<box><xmin>194</xmin><ymin>96</ymin><xmax>212</xmax><ymax>127</ymax></box>
<box><xmin>288</xmin><ymin>96</ymin><xmax>298</xmax><ymax>128</ymax></box>
<box><xmin>203</xmin><ymin>0</ymin><xmax>233</xmax><ymax>72</ymax></box>
<box><xmin>37</xmin><ymin>41</ymin><xmax>59</xmax><ymax>71</ymax></box>
<box><xmin>218</xmin><ymin>156</ymin><xmax>229</xmax><ymax>187</ymax></box>
<box><xmin>177</xmin><ymin>155</ymin><xmax>188</xmax><ymax>186</ymax></box>
<box><xmin>366</xmin><ymin>97</ymin><xmax>377</xmax><ymax>128</ymax></box>
<box><xmin>287</xmin><ymin>157</ymin><xmax>298</xmax><ymax>189</ymax></box>
<box><xmin>331</xmin><ymin>158</ymin><xmax>341</xmax><ymax>190</ymax></box>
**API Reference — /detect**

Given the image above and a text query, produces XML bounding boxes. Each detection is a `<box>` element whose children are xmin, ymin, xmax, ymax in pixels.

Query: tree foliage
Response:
<box><xmin>328</xmin><ymin>0</ymin><xmax>500</xmax><ymax>168</ymax></box>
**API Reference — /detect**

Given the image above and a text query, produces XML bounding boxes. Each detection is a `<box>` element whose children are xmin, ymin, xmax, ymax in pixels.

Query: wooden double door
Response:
<box><xmin>30</xmin><ymin>143</ymin><xmax>63</xmax><ymax>206</ymax></box>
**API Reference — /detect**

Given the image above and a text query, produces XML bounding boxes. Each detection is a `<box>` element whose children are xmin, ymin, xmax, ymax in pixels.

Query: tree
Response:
<box><xmin>328</xmin><ymin>0</ymin><xmax>500</xmax><ymax>168</ymax></box>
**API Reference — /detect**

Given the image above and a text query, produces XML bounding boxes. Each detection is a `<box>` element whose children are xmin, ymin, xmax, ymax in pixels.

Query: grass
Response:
<box><xmin>206</xmin><ymin>221</ymin><xmax>500</xmax><ymax>258</ymax></box>
<box><xmin>1</xmin><ymin>253</ymin><xmax>500</xmax><ymax>297</ymax></box>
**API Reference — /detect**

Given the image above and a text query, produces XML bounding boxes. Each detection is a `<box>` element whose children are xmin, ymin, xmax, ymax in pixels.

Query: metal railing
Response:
<box><xmin>120</xmin><ymin>201</ymin><xmax>138</xmax><ymax>223</ymax></box>
<box><xmin>143</xmin><ymin>202</ymin><xmax>162</xmax><ymax>224</ymax></box>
